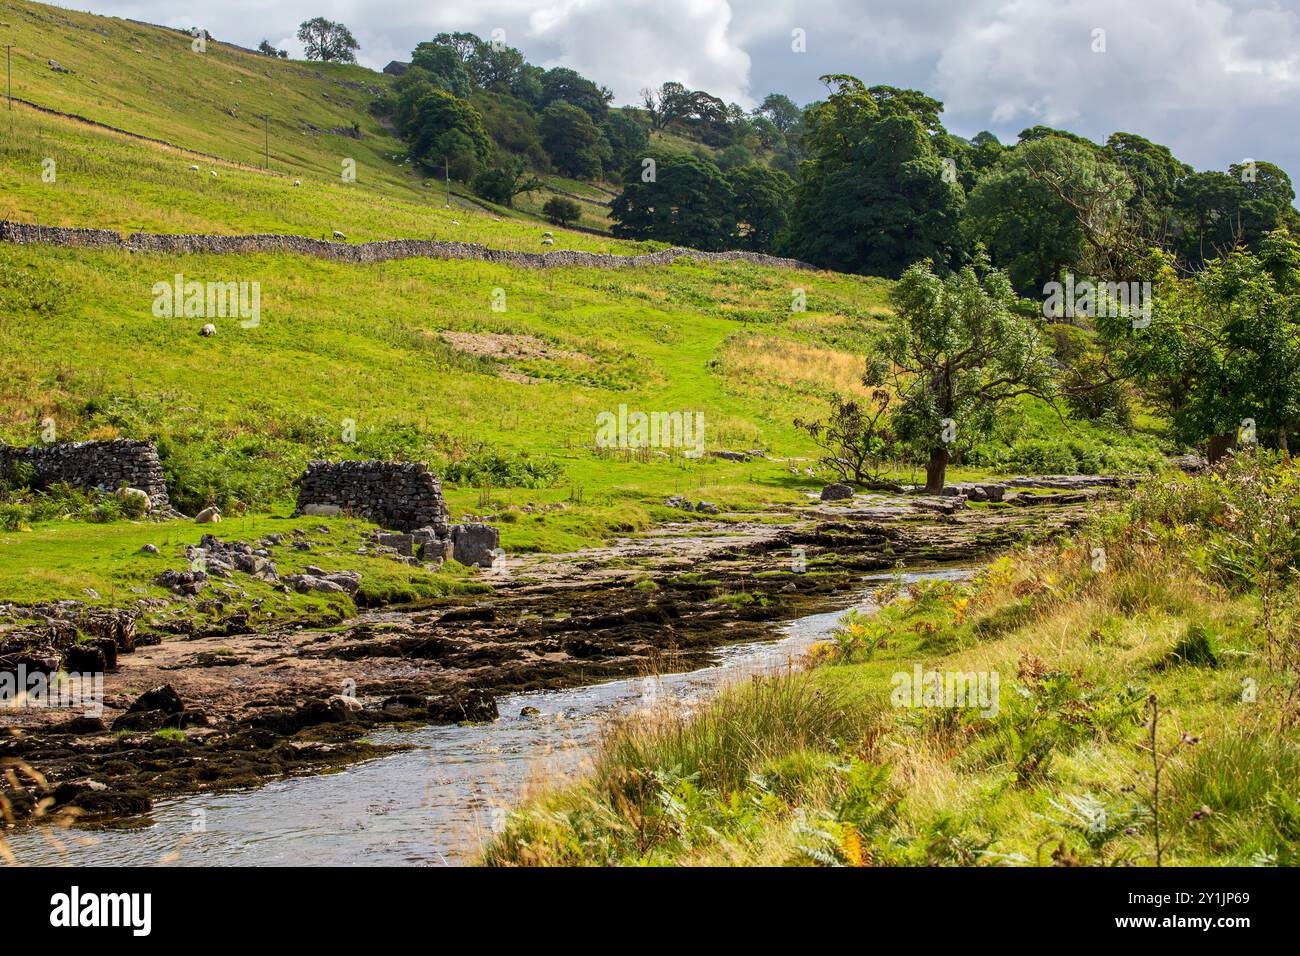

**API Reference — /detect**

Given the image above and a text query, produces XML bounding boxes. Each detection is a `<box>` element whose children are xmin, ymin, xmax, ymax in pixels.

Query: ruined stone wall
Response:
<box><xmin>295</xmin><ymin>460</ymin><xmax>450</xmax><ymax>534</ymax></box>
<box><xmin>0</xmin><ymin>440</ymin><xmax>170</xmax><ymax>507</ymax></box>
<box><xmin>0</xmin><ymin>220</ymin><xmax>815</xmax><ymax>271</ymax></box>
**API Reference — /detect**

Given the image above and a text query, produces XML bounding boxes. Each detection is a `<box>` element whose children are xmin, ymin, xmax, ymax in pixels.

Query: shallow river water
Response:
<box><xmin>9</xmin><ymin>567</ymin><xmax>972</xmax><ymax>866</ymax></box>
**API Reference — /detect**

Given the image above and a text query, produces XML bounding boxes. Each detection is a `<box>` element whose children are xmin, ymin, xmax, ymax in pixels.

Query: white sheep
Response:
<box><xmin>293</xmin><ymin>179</ymin><xmax>302</xmax><ymax>187</ymax></box>
<box><xmin>209</xmin><ymin>170</ymin><xmax>217</xmax><ymax>178</ymax></box>
<box><xmin>189</xmin><ymin>164</ymin><xmax>199</xmax><ymax>171</ymax></box>
<box><xmin>542</xmin><ymin>238</ymin><xmax>554</xmax><ymax>246</ymax></box>
<box><xmin>332</xmin><ymin>230</ymin><xmax>346</xmax><ymax>239</ymax></box>
<box><xmin>200</xmin><ymin>323</ymin><xmax>216</xmax><ymax>337</ymax></box>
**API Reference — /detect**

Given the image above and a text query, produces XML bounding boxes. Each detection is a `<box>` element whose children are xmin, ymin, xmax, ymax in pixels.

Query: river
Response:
<box><xmin>7</xmin><ymin>566</ymin><xmax>973</xmax><ymax>866</ymax></box>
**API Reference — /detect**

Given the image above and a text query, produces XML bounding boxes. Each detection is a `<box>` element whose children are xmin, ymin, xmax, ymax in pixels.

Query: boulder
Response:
<box><xmin>154</xmin><ymin>568</ymin><xmax>208</xmax><ymax>595</ymax></box>
<box><xmin>820</xmin><ymin>483</ymin><xmax>854</xmax><ymax>502</ymax></box>
<box><xmin>284</xmin><ymin>574</ymin><xmax>346</xmax><ymax>595</ymax></box>
<box><xmin>63</xmin><ymin>644</ymin><xmax>106</xmax><ymax>674</ymax></box>
<box><xmin>114</xmin><ymin>486</ymin><xmax>152</xmax><ymax>513</ymax></box>
<box><xmin>300</xmin><ymin>503</ymin><xmax>342</xmax><ymax>518</ymax></box>
<box><xmin>452</xmin><ymin>523</ymin><xmax>500</xmax><ymax>568</ymax></box>
<box><xmin>126</xmin><ymin>683</ymin><xmax>184</xmax><ymax>715</ymax></box>
<box><xmin>376</xmin><ymin>532</ymin><xmax>414</xmax><ymax>557</ymax></box>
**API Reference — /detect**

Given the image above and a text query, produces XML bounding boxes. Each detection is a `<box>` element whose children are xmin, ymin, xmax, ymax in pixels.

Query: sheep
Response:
<box><xmin>543</xmin><ymin>231</ymin><xmax>553</xmax><ymax>238</ymax></box>
<box><xmin>209</xmin><ymin>170</ymin><xmax>217</xmax><ymax>178</ymax></box>
<box><xmin>541</xmin><ymin>238</ymin><xmax>554</xmax><ymax>246</ymax></box>
<box><xmin>293</xmin><ymin>179</ymin><xmax>302</xmax><ymax>187</ymax></box>
<box><xmin>200</xmin><ymin>323</ymin><xmax>216</xmax><ymax>337</ymax></box>
<box><xmin>189</xmin><ymin>164</ymin><xmax>199</xmax><ymax>171</ymax></box>
<box><xmin>332</xmin><ymin>230</ymin><xmax>346</xmax><ymax>240</ymax></box>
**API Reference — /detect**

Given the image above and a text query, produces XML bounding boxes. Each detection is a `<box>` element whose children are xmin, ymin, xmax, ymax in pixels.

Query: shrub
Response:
<box><xmin>542</xmin><ymin>196</ymin><xmax>581</xmax><ymax>227</ymax></box>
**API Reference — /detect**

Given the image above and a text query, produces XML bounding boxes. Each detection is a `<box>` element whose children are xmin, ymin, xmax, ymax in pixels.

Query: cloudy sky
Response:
<box><xmin>49</xmin><ymin>0</ymin><xmax>1300</xmax><ymax>183</ymax></box>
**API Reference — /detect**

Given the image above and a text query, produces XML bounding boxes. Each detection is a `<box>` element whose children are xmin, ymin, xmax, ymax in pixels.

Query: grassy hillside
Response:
<box><xmin>1</xmin><ymin>0</ymin><xmax>415</xmax><ymax>191</ymax></box>
<box><xmin>0</xmin><ymin>0</ymin><xmax>646</xmax><ymax>248</ymax></box>
<box><xmin>0</xmin><ymin>0</ymin><xmax>1167</xmax><ymax>615</ymax></box>
<box><xmin>485</xmin><ymin>458</ymin><xmax>1300</xmax><ymax>866</ymax></box>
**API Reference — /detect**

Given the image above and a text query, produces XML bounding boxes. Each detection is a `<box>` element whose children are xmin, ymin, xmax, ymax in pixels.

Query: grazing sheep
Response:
<box><xmin>189</xmin><ymin>164</ymin><xmax>199</xmax><ymax>171</ymax></box>
<box><xmin>541</xmin><ymin>238</ymin><xmax>554</xmax><ymax>245</ymax></box>
<box><xmin>332</xmin><ymin>230</ymin><xmax>346</xmax><ymax>239</ymax></box>
<box><xmin>209</xmin><ymin>170</ymin><xmax>217</xmax><ymax>178</ymax></box>
<box><xmin>293</xmin><ymin>179</ymin><xmax>302</xmax><ymax>187</ymax></box>
<box><xmin>543</xmin><ymin>231</ymin><xmax>553</xmax><ymax>238</ymax></box>
<box><xmin>200</xmin><ymin>323</ymin><xmax>216</xmax><ymax>337</ymax></box>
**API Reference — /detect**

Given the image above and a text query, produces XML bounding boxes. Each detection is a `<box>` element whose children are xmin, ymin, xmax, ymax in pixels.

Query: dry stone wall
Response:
<box><xmin>295</xmin><ymin>460</ymin><xmax>450</xmax><ymax>534</ymax></box>
<box><xmin>0</xmin><ymin>440</ymin><xmax>171</xmax><ymax>508</ymax></box>
<box><xmin>0</xmin><ymin>220</ymin><xmax>815</xmax><ymax>271</ymax></box>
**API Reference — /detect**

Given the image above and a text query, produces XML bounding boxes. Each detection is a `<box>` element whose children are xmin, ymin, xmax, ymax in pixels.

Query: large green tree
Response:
<box><xmin>610</xmin><ymin>150</ymin><xmax>734</xmax><ymax>250</ymax></box>
<box><xmin>297</xmin><ymin>17</ymin><xmax>359</xmax><ymax>63</ymax></box>
<box><xmin>880</xmin><ymin>258</ymin><xmax>1056</xmax><ymax>491</ymax></box>
<box><xmin>783</xmin><ymin>77</ymin><xmax>963</xmax><ymax>277</ymax></box>
<box><xmin>963</xmin><ymin>136</ymin><xmax>1116</xmax><ymax>293</ymax></box>
<box><xmin>540</xmin><ymin>102</ymin><xmax>603</xmax><ymax>179</ymax></box>
<box><xmin>726</xmin><ymin>165</ymin><xmax>792</xmax><ymax>252</ymax></box>
<box><xmin>1098</xmin><ymin>231</ymin><xmax>1300</xmax><ymax>458</ymax></box>
<box><xmin>401</xmin><ymin>89</ymin><xmax>492</xmax><ymax>180</ymax></box>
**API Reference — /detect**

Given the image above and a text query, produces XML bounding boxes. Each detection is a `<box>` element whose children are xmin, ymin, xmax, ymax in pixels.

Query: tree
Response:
<box><xmin>784</xmin><ymin>77</ymin><xmax>964</xmax><ymax>277</ymax></box>
<box><xmin>540</xmin><ymin>102</ymin><xmax>602</xmax><ymax>179</ymax></box>
<box><xmin>472</xmin><ymin>157</ymin><xmax>543</xmax><ymax>207</ymax></box>
<box><xmin>881</xmin><ymin>258</ymin><xmax>1056</xmax><ymax>492</ymax></box>
<box><xmin>409</xmin><ymin>43</ymin><xmax>473</xmax><ymax>98</ymax></box>
<box><xmin>429</xmin><ymin>32</ymin><xmax>484</xmax><ymax>64</ymax></box>
<box><xmin>542</xmin><ymin>196</ymin><xmax>582</xmax><ymax>227</ymax></box>
<box><xmin>726</xmin><ymin>165</ymin><xmax>792</xmax><ymax>252</ymax></box>
<box><xmin>1103</xmin><ymin>132</ymin><xmax>1190</xmax><ymax>242</ymax></box>
<box><xmin>963</xmin><ymin>137</ymin><xmax>1093</xmax><ymax>294</ymax></box>
<box><xmin>1173</xmin><ymin>163</ymin><xmax>1296</xmax><ymax>270</ymax></box>
<box><xmin>640</xmin><ymin>82</ymin><xmax>727</xmax><ymax>133</ymax></box>
<box><xmin>1012</xmin><ymin>134</ymin><xmax>1138</xmax><ymax>280</ymax></box>
<box><xmin>540</xmin><ymin>68</ymin><xmax>609</xmax><ymax>121</ymax></box>
<box><xmin>297</xmin><ymin>18</ymin><xmax>359</xmax><ymax>63</ymax></box>
<box><xmin>467</xmin><ymin>41</ymin><xmax>526</xmax><ymax>91</ymax></box>
<box><xmin>600</xmin><ymin>111</ymin><xmax>648</xmax><ymax>177</ymax></box>
<box><xmin>755</xmin><ymin>93</ymin><xmax>801</xmax><ymax>134</ymax></box>
<box><xmin>257</xmin><ymin>40</ymin><xmax>287</xmax><ymax>59</ymax></box>
<box><xmin>401</xmin><ymin>89</ymin><xmax>492</xmax><ymax>181</ymax></box>
<box><xmin>1097</xmin><ymin>233</ymin><xmax>1300</xmax><ymax>458</ymax></box>
<box><xmin>610</xmin><ymin>150</ymin><xmax>734</xmax><ymax>250</ymax></box>
<box><xmin>794</xmin><ymin>390</ymin><xmax>895</xmax><ymax>486</ymax></box>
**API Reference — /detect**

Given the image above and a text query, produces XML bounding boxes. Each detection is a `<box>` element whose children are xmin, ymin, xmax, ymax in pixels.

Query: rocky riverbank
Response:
<box><xmin>0</xmin><ymin>483</ymin><xmax>1111</xmax><ymax>830</ymax></box>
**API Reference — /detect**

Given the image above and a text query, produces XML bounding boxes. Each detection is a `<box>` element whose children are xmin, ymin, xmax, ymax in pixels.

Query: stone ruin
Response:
<box><xmin>294</xmin><ymin>460</ymin><xmax>501</xmax><ymax>567</ymax></box>
<box><xmin>294</xmin><ymin>460</ymin><xmax>450</xmax><ymax>535</ymax></box>
<box><xmin>0</xmin><ymin>439</ymin><xmax>171</xmax><ymax>510</ymax></box>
